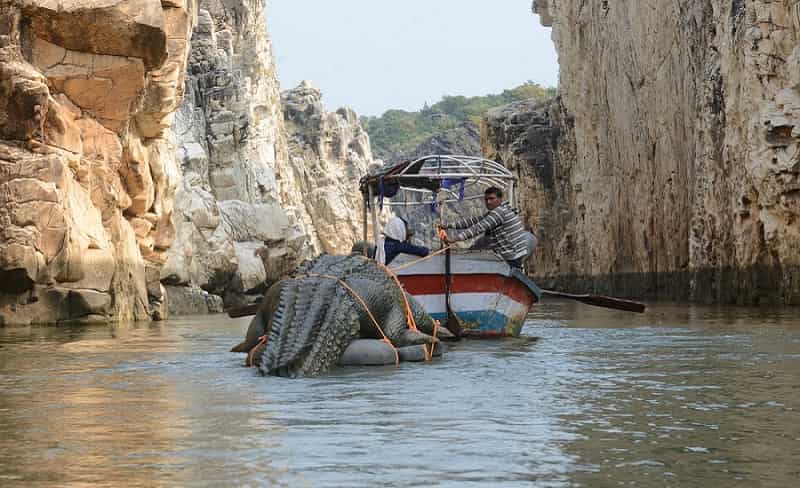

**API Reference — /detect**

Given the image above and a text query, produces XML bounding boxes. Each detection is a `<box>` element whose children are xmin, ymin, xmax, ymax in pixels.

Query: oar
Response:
<box><xmin>540</xmin><ymin>289</ymin><xmax>646</xmax><ymax>313</ymax></box>
<box><xmin>226</xmin><ymin>303</ymin><xmax>260</xmax><ymax>318</ymax></box>
<box><xmin>443</xmin><ymin>245</ymin><xmax>464</xmax><ymax>338</ymax></box>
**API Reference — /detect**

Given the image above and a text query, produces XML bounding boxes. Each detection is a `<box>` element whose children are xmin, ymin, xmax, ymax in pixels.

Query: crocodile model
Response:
<box><xmin>231</xmin><ymin>254</ymin><xmax>450</xmax><ymax>377</ymax></box>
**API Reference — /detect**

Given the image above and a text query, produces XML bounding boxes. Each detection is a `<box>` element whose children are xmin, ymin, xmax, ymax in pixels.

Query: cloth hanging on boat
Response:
<box><xmin>430</xmin><ymin>198</ymin><xmax>439</xmax><ymax>214</ymax></box>
<box><xmin>378</xmin><ymin>176</ymin><xmax>385</xmax><ymax>210</ymax></box>
<box><xmin>376</xmin><ymin>176</ymin><xmax>401</xmax><ymax>211</ymax></box>
<box><xmin>375</xmin><ymin>217</ymin><xmax>407</xmax><ymax>265</ymax></box>
<box><xmin>440</xmin><ymin>178</ymin><xmax>465</xmax><ymax>201</ymax></box>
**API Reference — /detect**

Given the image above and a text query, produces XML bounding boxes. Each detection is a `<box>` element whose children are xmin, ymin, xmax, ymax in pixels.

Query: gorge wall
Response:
<box><xmin>0</xmin><ymin>0</ymin><xmax>371</xmax><ymax>323</ymax></box>
<box><xmin>0</xmin><ymin>0</ymin><xmax>196</xmax><ymax>325</ymax></box>
<box><xmin>485</xmin><ymin>0</ymin><xmax>800</xmax><ymax>304</ymax></box>
<box><xmin>161</xmin><ymin>1</ymin><xmax>371</xmax><ymax>313</ymax></box>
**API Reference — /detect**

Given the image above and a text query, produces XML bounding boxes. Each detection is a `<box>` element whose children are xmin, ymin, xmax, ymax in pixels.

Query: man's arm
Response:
<box><xmin>445</xmin><ymin>215</ymin><xmax>482</xmax><ymax>229</ymax></box>
<box><xmin>454</xmin><ymin>209</ymin><xmax>503</xmax><ymax>241</ymax></box>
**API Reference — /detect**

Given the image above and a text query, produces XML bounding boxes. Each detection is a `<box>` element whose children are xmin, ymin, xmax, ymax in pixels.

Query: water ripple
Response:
<box><xmin>2</xmin><ymin>302</ymin><xmax>800</xmax><ymax>486</ymax></box>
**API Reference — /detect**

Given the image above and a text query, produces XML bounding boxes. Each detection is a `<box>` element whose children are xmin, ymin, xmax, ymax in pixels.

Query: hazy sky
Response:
<box><xmin>265</xmin><ymin>0</ymin><xmax>558</xmax><ymax>117</ymax></box>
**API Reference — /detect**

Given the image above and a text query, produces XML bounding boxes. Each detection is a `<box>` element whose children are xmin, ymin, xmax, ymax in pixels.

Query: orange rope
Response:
<box><xmin>378</xmin><ymin>261</ymin><xmax>444</xmax><ymax>362</ymax></box>
<box><xmin>350</xmin><ymin>231</ymin><xmax>452</xmax><ymax>362</ymax></box>
<box><xmin>376</xmin><ymin>261</ymin><xmax>418</xmax><ymax>332</ymax></box>
<box><xmin>388</xmin><ymin>245</ymin><xmax>452</xmax><ymax>272</ymax></box>
<box><xmin>247</xmin><ymin>334</ymin><xmax>268</xmax><ymax>367</ymax></box>
<box><xmin>421</xmin><ymin>318</ymin><xmax>441</xmax><ymax>361</ymax></box>
<box><xmin>432</xmin><ymin>319</ymin><xmax>439</xmax><ymax>356</ymax></box>
<box><xmin>373</xmin><ymin>227</ymin><xmax>453</xmax><ymax>360</ymax></box>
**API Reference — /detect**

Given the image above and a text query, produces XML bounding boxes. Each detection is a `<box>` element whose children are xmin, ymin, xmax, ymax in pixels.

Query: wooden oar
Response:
<box><xmin>541</xmin><ymin>289</ymin><xmax>646</xmax><ymax>313</ymax></box>
<box><xmin>443</xmin><ymin>245</ymin><xmax>464</xmax><ymax>338</ymax></box>
<box><xmin>226</xmin><ymin>303</ymin><xmax>260</xmax><ymax>318</ymax></box>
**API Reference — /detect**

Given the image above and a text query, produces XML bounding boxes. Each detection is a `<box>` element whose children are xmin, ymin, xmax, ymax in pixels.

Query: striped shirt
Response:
<box><xmin>449</xmin><ymin>202</ymin><xmax>528</xmax><ymax>261</ymax></box>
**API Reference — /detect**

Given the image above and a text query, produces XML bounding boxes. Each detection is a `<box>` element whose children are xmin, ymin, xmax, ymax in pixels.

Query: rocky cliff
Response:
<box><xmin>0</xmin><ymin>0</ymin><xmax>372</xmax><ymax>323</ymax></box>
<box><xmin>282</xmin><ymin>81</ymin><xmax>373</xmax><ymax>255</ymax></box>
<box><xmin>0</xmin><ymin>0</ymin><xmax>196</xmax><ymax>325</ymax></box>
<box><xmin>482</xmin><ymin>96</ymin><xmax>579</xmax><ymax>284</ymax></box>
<box><xmin>492</xmin><ymin>0</ymin><xmax>800</xmax><ymax>304</ymax></box>
<box><xmin>163</xmin><ymin>2</ymin><xmax>371</xmax><ymax>313</ymax></box>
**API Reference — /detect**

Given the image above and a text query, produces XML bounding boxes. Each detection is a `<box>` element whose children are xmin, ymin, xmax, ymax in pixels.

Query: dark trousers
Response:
<box><xmin>507</xmin><ymin>257</ymin><xmax>524</xmax><ymax>269</ymax></box>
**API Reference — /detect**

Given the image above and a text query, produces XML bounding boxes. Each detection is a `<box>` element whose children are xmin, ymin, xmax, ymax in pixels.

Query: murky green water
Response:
<box><xmin>1</xmin><ymin>301</ymin><xmax>799</xmax><ymax>487</ymax></box>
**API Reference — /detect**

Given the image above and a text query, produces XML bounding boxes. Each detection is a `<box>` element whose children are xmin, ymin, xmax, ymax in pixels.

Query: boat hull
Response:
<box><xmin>392</xmin><ymin>252</ymin><xmax>540</xmax><ymax>337</ymax></box>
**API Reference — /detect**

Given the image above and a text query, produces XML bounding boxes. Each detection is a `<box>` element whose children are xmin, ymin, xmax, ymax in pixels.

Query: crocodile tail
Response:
<box><xmin>257</xmin><ymin>272</ymin><xmax>360</xmax><ymax>377</ymax></box>
<box><xmin>257</xmin><ymin>276</ymin><xmax>321</xmax><ymax>376</ymax></box>
<box><xmin>295</xmin><ymin>286</ymin><xmax>361</xmax><ymax>377</ymax></box>
<box><xmin>255</xmin><ymin>253</ymin><xmax>432</xmax><ymax>376</ymax></box>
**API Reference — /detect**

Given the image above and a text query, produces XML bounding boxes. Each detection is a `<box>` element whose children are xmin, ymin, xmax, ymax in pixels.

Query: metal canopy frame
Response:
<box><xmin>361</xmin><ymin>154</ymin><xmax>516</xmax><ymax>206</ymax></box>
<box><xmin>360</xmin><ymin>155</ymin><xmax>517</xmax><ymax>249</ymax></box>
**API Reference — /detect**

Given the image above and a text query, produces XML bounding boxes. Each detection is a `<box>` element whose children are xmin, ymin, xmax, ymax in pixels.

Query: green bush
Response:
<box><xmin>362</xmin><ymin>81</ymin><xmax>556</xmax><ymax>161</ymax></box>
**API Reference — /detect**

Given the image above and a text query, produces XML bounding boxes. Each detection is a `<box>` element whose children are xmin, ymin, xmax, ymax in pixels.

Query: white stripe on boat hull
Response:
<box><xmin>415</xmin><ymin>292</ymin><xmax>529</xmax><ymax>319</ymax></box>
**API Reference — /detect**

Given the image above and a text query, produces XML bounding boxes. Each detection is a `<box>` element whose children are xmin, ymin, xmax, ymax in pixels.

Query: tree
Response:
<box><xmin>365</xmin><ymin>82</ymin><xmax>557</xmax><ymax>161</ymax></box>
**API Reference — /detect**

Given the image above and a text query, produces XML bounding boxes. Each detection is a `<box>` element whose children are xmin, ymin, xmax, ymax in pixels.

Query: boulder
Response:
<box><xmin>68</xmin><ymin>289</ymin><xmax>112</xmax><ymax>317</ymax></box>
<box><xmin>233</xmin><ymin>241</ymin><xmax>267</xmax><ymax>292</ymax></box>
<box><xmin>164</xmin><ymin>285</ymin><xmax>223</xmax><ymax>316</ymax></box>
<box><xmin>0</xmin><ymin>243</ymin><xmax>44</xmax><ymax>293</ymax></box>
<box><xmin>31</xmin><ymin>37</ymin><xmax>148</xmax><ymax>132</ymax></box>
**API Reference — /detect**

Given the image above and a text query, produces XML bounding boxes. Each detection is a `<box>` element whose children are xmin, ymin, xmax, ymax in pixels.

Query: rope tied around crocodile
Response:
<box><xmin>246</xmin><ymin>334</ymin><xmax>268</xmax><ymax>367</ymax></box>
<box><xmin>245</xmin><ymin>272</ymin><xmax>400</xmax><ymax>367</ymax></box>
<box><xmin>303</xmin><ymin>272</ymin><xmax>400</xmax><ymax>365</ymax></box>
<box><xmin>377</xmin><ymin>260</ymin><xmax>440</xmax><ymax>361</ymax></box>
<box><xmin>379</xmin><ymin>227</ymin><xmax>454</xmax><ymax>358</ymax></box>
<box><xmin>387</xmin><ymin>245</ymin><xmax>452</xmax><ymax>272</ymax></box>
<box><xmin>376</xmin><ymin>261</ymin><xmax>418</xmax><ymax>332</ymax></box>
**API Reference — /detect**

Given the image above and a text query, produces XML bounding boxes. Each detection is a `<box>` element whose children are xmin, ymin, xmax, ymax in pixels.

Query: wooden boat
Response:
<box><xmin>226</xmin><ymin>155</ymin><xmax>643</xmax><ymax>324</ymax></box>
<box><xmin>360</xmin><ymin>155</ymin><xmax>541</xmax><ymax>337</ymax></box>
<box><xmin>391</xmin><ymin>251</ymin><xmax>541</xmax><ymax>337</ymax></box>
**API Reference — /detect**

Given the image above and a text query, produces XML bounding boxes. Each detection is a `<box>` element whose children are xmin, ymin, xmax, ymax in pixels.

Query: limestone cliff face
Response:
<box><xmin>281</xmin><ymin>81</ymin><xmax>372</xmax><ymax>255</ymax></box>
<box><xmin>162</xmin><ymin>0</ymin><xmax>299</xmax><ymax>312</ymax></box>
<box><xmin>482</xmin><ymin>96</ymin><xmax>579</xmax><ymax>282</ymax></box>
<box><xmin>164</xmin><ymin>3</ymin><xmax>371</xmax><ymax>312</ymax></box>
<box><xmin>0</xmin><ymin>0</ymin><xmax>196</xmax><ymax>324</ymax></box>
<box><xmin>493</xmin><ymin>1</ymin><xmax>800</xmax><ymax>304</ymax></box>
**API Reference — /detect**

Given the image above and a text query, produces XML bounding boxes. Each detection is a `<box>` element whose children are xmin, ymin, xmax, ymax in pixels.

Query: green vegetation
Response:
<box><xmin>362</xmin><ymin>81</ymin><xmax>556</xmax><ymax>161</ymax></box>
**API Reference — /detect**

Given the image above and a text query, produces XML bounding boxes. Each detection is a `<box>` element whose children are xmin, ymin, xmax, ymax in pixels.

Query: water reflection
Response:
<box><xmin>1</xmin><ymin>303</ymin><xmax>799</xmax><ymax>486</ymax></box>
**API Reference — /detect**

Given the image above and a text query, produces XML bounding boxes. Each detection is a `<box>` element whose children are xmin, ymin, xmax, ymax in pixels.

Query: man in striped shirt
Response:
<box><xmin>442</xmin><ymin>187</ymin><xmax>529</xmax><ymax>269</ymax></box>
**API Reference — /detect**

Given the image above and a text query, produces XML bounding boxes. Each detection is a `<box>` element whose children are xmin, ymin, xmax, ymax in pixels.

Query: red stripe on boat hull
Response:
<box><xmin>399</xmin><ymin>274</ymin><xmax>535</xmax><ymax>308</ymax></box>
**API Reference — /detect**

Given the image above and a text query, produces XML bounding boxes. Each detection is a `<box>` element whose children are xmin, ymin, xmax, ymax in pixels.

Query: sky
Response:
<box><xmin>264</xmin><ymin>0</ymin><xmax>558</xmax><ymax>117</ymax></box>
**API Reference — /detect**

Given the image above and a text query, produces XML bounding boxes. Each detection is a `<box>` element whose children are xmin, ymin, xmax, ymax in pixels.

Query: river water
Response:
<box><xmin>1</xmin><ymin>301</ymin><xmax>799</xmax><ymax>487</ymax></box>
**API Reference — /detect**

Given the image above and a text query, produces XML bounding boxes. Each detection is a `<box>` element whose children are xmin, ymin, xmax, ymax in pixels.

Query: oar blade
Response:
<box><xmin>443</xmin><ymin>246</ymin><xmax>463</xmax><ymax>339</ymax></box>
<box><xmin>541</xmin><ymin>289</ymin><xmax>646</xmax><ymax>313</ymax></box>
<box><xmin>580</xmin><ymin>295</ymin><xmax>646</xmax><ymax>313</ymax></box>
<box><xmin>445</xmin><ymin>311</ymin><xmax>464</xmax><ymax>338</ymax></box>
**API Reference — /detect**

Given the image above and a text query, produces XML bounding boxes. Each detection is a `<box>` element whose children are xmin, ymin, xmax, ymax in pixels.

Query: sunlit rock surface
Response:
<box><xmin>165</xmin><ymin>2</ymin><xmax>370</xmax><ymax>313</ymax></box>
<box><xmin>282</xmin><ymin>81</ymin><xmax>372</xmax><ymax>254</ymax></box>
<box><xmin>0</xmin><ymin>0</ymin><xmax>197</xmax><ymax>325</ymax></box>
<box><xmin>484</xmin><ymin>1</ymin><xmax>800</xmax><ymax>304</ymax></box>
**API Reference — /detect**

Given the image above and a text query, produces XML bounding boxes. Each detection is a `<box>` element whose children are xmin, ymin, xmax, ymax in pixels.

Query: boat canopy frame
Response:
<box><xmin>359</xmin><ymin>155</ymin><xmax>517</xmax><ymax>248</ymax></box>
<box><xmin>359</xmin><ymin>154</ymin><xmax>517</xmax><ymax>208</ymax></box>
